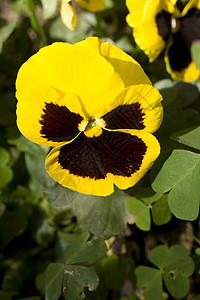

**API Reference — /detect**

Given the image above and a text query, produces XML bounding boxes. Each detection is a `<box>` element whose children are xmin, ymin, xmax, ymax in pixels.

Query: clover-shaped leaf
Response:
<box><xmin>135</xmin><ymin>266</ymin><xmax>163</xmax><ymax>300</ymax></box>
<box><xmin>171</xmin><ymin>126</ymin><xmax>200</xmax><ymax>150</ymax></box>
<box><xmin>45</xmin><ymin>234</ymin><xmax>102</xmax><ymax>300</ymax></box>
<box><xmin>163</xmin><ymin>272</ymin><xmax>189</xmax><ymax>299</ymax></box>
<box><xmin>164</xmin><ymin>245</ymin><xmax>194</xmax><ymax>277</ymax></box>
<box><xmin>134</xmin><ymin>187</ymin><xmax>163</xmax><ymax>205</ymax></box>
<box><xmin>63</xmin><ymin>265</ymin><xmax>99</xmax><ymax>300</ymax></box>
<box><xmin>152</xmin><ymin>149</ymin><xmax>200</xmax><ymax>220</ymax></box>
<box><xmin>127</xmin><ymin>188</ymin><xmax>169</xmax><ymax>230</ymax></box>
<box><xmin>151</xmin><ymin>195</ymin><xmax>172</xmax><ymax>226</ymax></box>
<box><xmin>45</xmin><ymin>263</ymin><xmax>64</xmax><ymax>300</ymax></box>
<box><xmin>148</xmin><ymin>244</ymin><xmax>194</xmax><ymax>299</ymax></box>
<box><xmin>148</xmin><ymin>245</ymin><xmax>169</xmax><ymax>269</ymax></box>
<box><xmin>65</xmin><ymin>232</ymin><xmax>107</xmax><ymax>265</ymax></box>
<box><xmin>127</xmin><ymin>197</ymin><xmax>150</xmax><ymax>231</ymax></box>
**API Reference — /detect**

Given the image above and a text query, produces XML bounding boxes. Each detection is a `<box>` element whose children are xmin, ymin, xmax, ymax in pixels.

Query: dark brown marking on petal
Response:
<box><xmin>40</xmin><ymin>102</ymin><xmax>83</xmax><ymax>142</ymax></box>
<box><xmin>156</xmin><ymin>10</ymin><xmax>171</xmax><ymax>41</ymax></box>
<box><xmin>168</xmin><ymin>8</ymin><xmax>200</xmax><ymax>72</ymax></box>
<box><xmin>58</xmin><ymin>130</ymin><xmax>147</xmax><ymax>180</ymax></box>
<box><xmin>180</xmin><ymin>8</ymin><xmax>200</xmax><ymax>49</ymax></box>
<box><xmin>102</xmin><ymin>103</ymin><xmax>145</xmax><ymax>130</ymax></box>
<box><xmin>168</xmin><ymin>31</ymin><xmax>191</xmax><ymax>72</ymax></box>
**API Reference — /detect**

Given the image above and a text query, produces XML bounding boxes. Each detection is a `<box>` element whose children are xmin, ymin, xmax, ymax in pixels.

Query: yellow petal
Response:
<box><xmin>16</xmin><ymin>85</ymin><xmax>84</xmax><ymax>147</ymax></box>
<box><xmin>84</xmin><ymin>36</ymin><xmax>151</xmax><ymax>86</ymax></box>
<box><xmin>60</xmin><ymin>0</ymin><xmax>77</xmax><ymax>30</ymax></box>
<box><xmin>126</xmin><ymin>0</ymin><xmax>176</xmax><ymax>61</ymax></box>
<box><xmin>16</xmin><ymin>38</ymin><xmax>125</xmax><ymax>118</ymax></box>
<box><xmin>75</xmin><ymin>0</ymin><xmax>105</xmax><ymax>12</ymax></box>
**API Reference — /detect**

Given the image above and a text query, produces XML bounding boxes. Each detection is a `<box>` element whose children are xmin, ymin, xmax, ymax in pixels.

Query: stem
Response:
<box><xmin>27</xmin><ymin>0</ymin><xmax>47</xmax><ymax>48</ymax></box>
<box><xmin>95</xmin><ymin>12</ymin><xmax>103</xmax><ymax>37</ymax></box>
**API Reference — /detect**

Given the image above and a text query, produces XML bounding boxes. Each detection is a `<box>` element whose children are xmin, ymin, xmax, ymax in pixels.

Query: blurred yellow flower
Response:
<box><xmin>60</xmin><ymin>0</ymin><xmax>105</xmax><ymax>30</ymax></box>
<box><xmin>126</xmin><ymin>0</ymin><xmax>200</xmax><ymax>81</ymax></box>
<box><xmin>16</xmin><ymin>37</ymin><xmax>163</xmax><ymax>196</ymax></box>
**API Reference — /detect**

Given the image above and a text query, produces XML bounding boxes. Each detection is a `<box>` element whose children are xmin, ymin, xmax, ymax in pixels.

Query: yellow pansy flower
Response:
<box><xmin>16</xmin><ymin>37</ymin><xmax>163</xmax><ymax>196</ymax></box>
<box><xmin>60</xmin><ymin>0</ymin><xmax>105</xmax><ymax>30</ymax></box>
<box><xmin>126</xmin><ymin>0</ymin><xmax>200</xmax><ymax>81</ymax></box>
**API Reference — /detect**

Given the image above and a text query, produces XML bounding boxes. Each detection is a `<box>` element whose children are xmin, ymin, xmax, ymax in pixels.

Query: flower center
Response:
<box><xmin>171</xmin><ymin>16</ymin><xmax>180</xmax><ymax>33</ymax></box>
<box><xmin>78</xmin><ymin>117</ymin><xmax>105</xmax><ymax>138</ymax></box>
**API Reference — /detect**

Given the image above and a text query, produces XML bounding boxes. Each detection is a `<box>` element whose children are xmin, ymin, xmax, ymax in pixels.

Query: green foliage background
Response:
<box><xmin>1</xmin><ymin>0</ymin><xmax>200</xmax><ymax>299</ymax></box>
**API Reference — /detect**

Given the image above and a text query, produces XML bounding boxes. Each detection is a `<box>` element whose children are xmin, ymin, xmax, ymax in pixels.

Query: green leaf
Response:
<box><xmin>0</xmin><ymin>291</ymin><xmax>12</xmax><ymax>300</ymax></box>
<box><xmin>152</xmin><ymin>194</ymin><xmax>172</xmax><ymax>225</ymax></box>
<box><xmin>135</xmin><ymin>266</ymin><xmax>163</xmax><ymax>300</ymax></box>
<box><xmin>0</xmin><ymin>148</ymin><xmax>13</xmax><ymax>189</ymax></box>
<box><xmin>72</xmin><ymin>188</ymin><xmax>132</xmax><ymax>239</ymax></box>
<box><xmin>9</xmin><ymin>136</ymin><xmax>51</xmax><ymax>187</ymax></box>
<box><xmin>163</xmin><ymin>272</ymin><xmax>189</xmax><ymax>299</ymax></box>
<box><xmin>45</xmin><ymin>185</ymin><xmax>76</xmax><ymax>208</ymax></box>
<box><xmin>63</xmin><ymin>265</ymin><xmax>99</xmax><ymax>300</ymax></box>
<box><xmin>8</xmin><ymin>136</ymin><xmax>48</xmax><ymax>155</ymax></box>
<box><xmin>193</xmin><ymin>247</ymin><xmax>200</xmax><ymax>273</ymax></box>
<box><xmin>127</xmin><ymin>197</ymin><xmax>150</xmax><ymax>231</ymax></box>
<box><xmin>152</xmin><ymin>149</ymin><xmax>200</xmax><ymax>220</ymax></box>
<box><xmin>25</xmin><ymin>152</ymin><xmax>50</xmax><ymax>186</ymax></box>
<box><xmin>171</xmin><ymin>126</ymin><xmax>200</xmax><ymax>150</ymax></box>
<box><xmin>148</xmin><ymin>245</ymin><xmax>169</xmax><ymax>269</ymax></box>
<box><xmin>155</xmin><ymin>79</ymin><xmax>199</xmax><ymax>108</ymax></box>
<box><xmin>164</xmin><ymin>245</ymin><xmax>194</xmax><ymax>277</ymax></box>
<box><xmin>0</xmin><ymin>203</ymin><xmax>32</xmax><ymax>248</ymax></box>
<box><xmin>30</xmin><ymin>215</ymin><xmax>55</xmax><ymax>247</ymax></box>
<box><xmin>35</xmin><ymin>272</ymin><xmax>45</xmax><ymax>297</ymax></box>
<box><xmin>191</xmin><ymin>41</ymin><xmax>200</xmax><ymax>70</ymax></box>
<box><xmin>45</xmin><ymin>263</ymin><xmax>64</xmax><ymax>300</ymax></box>
<box><xmin>154</xmin><ymin>79</ymin><xmax>178</xmax><ymax>106</ymax></box>
<box><xmin>149</xmin><ymin>244</ymin><xmax>194</xmax><ymax>276</ymax></box>
<box><xmin>41</xmin><ymin>0</ymin><xmax>57</xmax><ymax>19</ymax></box>
<box><xmin>135</xmin><ymin>187</ymin><xmax>163</xmax><ymax>205</ymax></box>
<box><xmin>148</xmin><ymin>244</ymin><xmax>194</xmax><ymax>298</ymax></box>
<box><xmin>148</xmin><ymin>245</ymin><xmax>194</xmax><ymax>298</ymax></box>
<box><xmin>171</xmin><ymin>82</ymin><xmax>199</xmax><ymax>108</ymax></box>
<box><xmin>0</xmin><ymin>147</ymin><xmax>10</xmax><ymax>165</ymax></box>
<box><xmin>0</xmin><ymin>21</ymin><xmax>18</xmax><ymax>53</ymax></box>
<box><xmin>65</xmin><ymin>232</ymin><xmax>107</xmax><ymax>265</ymax></box>
<box><xmin>155</xmin><ymin>108</ymin><xmax>200</xmax><ymax>141</ymax></box>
